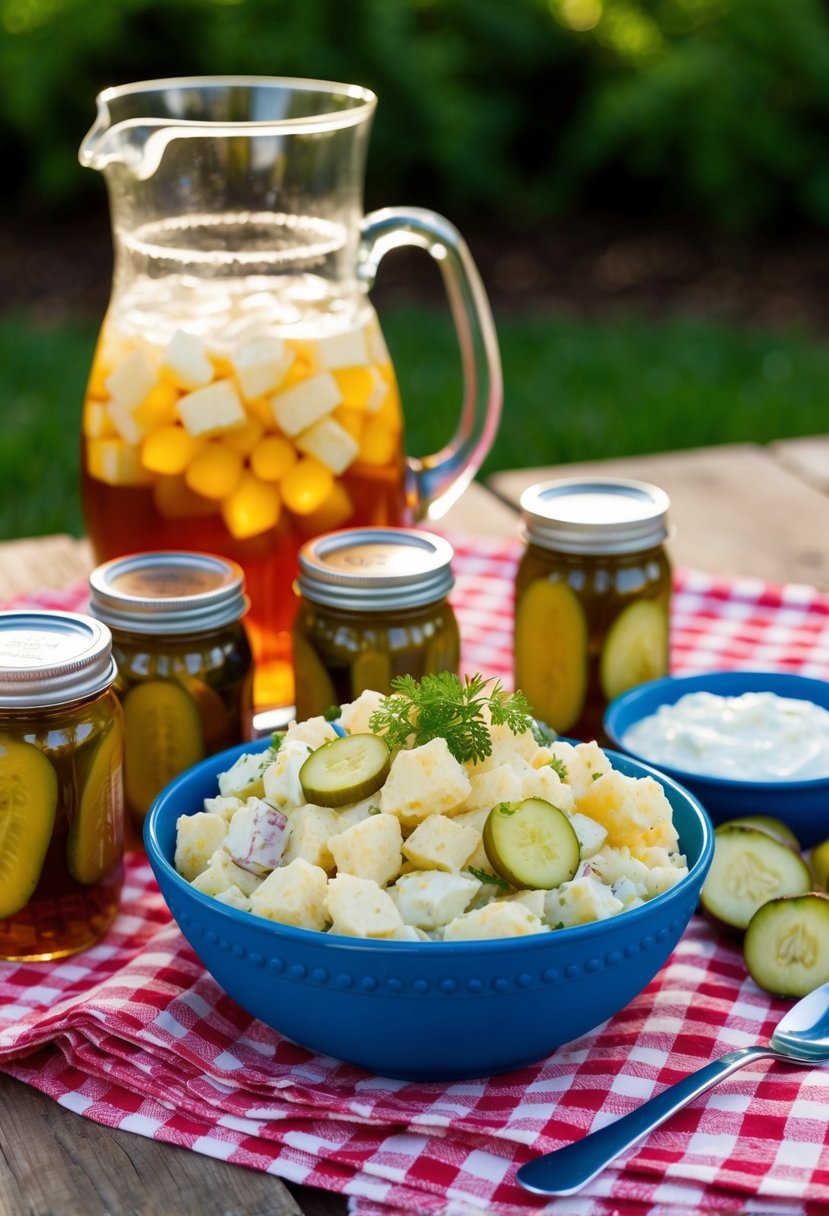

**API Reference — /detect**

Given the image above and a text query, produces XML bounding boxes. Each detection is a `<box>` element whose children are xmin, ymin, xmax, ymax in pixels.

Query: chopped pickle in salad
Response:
<box><xmin>174</xmin><ymin>675</ymin><xmax>689</xmax><ymax>940</ymax></box>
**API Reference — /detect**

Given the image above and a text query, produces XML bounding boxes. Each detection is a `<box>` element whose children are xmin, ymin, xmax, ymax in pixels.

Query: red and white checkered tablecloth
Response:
<box><xmin>3</xmin><ymin>534</ymin><xmax>829</xmax><ymax>1216</ymax></box>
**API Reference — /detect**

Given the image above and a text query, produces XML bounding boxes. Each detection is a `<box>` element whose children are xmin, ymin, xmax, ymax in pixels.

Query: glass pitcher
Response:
<box><xmin>78</xmin><ymin>76</ymin><xmax>502</xmax><ymax>715</ymax></box>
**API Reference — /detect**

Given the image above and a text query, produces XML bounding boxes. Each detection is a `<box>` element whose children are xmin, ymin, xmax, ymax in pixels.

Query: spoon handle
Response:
<box><xmin>516</xmin><ymin>1044</ymin><xmax>776</xmax><ymax>1196</ymax></box>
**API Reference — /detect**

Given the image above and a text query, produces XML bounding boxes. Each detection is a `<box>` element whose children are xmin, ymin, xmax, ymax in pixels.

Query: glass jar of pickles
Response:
<box><xmin>0</xmin><ymin>610</ymin><xmax>124</xmax><ymax>962</ymax></box>
<box><xmin>88</xmin><ymin>551</ymin><xmax>254</xmax><ymax>826</ymax></box>
<box><xmin>515</xmin><ymin>478</ymin><xmax>672</xmax><ymax>742</ymax></box>
<box><xmin>292</xmin><ymin>527</ymin><xmax>460</xmax><ymax>719</ymax></box>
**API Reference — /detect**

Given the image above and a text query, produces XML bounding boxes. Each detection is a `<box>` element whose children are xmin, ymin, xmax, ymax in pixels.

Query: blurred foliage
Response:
<box><xmin>3</xmin><ymin>0</ymin><xmax>829</xmax><ymax>232</ymax></box>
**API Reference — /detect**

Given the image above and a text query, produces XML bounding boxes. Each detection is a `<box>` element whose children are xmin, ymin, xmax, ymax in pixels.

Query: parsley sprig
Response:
<box><xmin>368</xmin><ymin>672</ymin><xmax>533</xmax><ymax>764</ymax></box>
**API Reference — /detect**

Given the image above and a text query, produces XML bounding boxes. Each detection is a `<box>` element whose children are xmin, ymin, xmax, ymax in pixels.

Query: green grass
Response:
<box><xmin>2</xmin><ymin>305</ymin><xmax>829</xmax><ymax>540</ymax></box>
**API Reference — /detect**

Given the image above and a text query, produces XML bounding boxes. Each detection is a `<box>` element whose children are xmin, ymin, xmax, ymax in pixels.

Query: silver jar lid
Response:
<box><xmin>88</xmin><ymin>551</ymin><xmax>249</xmax><ymax>635</ymax></box>
<box><xmin>296</xmin><ymin>527</ymin><xmax>455</xmax><ymax>611</ymax></box>
<box><xmin>0</xmin><ymin>610</ymin><xmax>116</xmax><ymax>707</ymax></box>
<box><xmin>520</xmin><ymin>477</ymin><xmax>670</xmax><ymax>555</ymax></box>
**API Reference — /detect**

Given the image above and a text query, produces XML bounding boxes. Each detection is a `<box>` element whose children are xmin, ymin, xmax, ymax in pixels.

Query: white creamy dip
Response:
<box><xmin>623</xmin><ymin>689</ymin><xmax>829</xmax><ymax>782</ymax></box>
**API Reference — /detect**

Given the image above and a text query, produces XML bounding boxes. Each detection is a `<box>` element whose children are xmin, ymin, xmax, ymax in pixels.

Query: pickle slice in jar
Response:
<box><xmin>67</xmin><ymin>719</ymin><xmax>124</xmax><ymax>885</ymax></box>
<box><xmin>186</xmin><ymin>679</ymin><xmax>233</xmax><ymax>751</ymax></box>
<box><xmin>299</xmin><ymin>733</ymin><xmax>390</xmax><ymax>808</ymax></box>
<box><xmin>482</xmin><ymin>797</ymin><xmax>581</xmax><ymax>890</ymax></box>
<box><xmin>599</xmin><ymin>600</ymin><xmax>668</xmax><ymax>702</ymax></box>
<box><xmin>514</xmin><ymin>579</ymin><xmax>588</xmax><ymax>734</ymax></box>
<box><xmin>0</xmin><ymin>735</ymin><xmax>58</xmax><ymax>918</ymax></box>
<box><xmin>123</xmin><ymin>680</ymin><xmax>205</xmax><ymax>819</ymax></box>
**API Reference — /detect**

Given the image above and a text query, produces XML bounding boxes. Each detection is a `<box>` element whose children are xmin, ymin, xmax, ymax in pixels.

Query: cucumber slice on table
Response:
<box><xmin>727</xmin><ymin>814</ymin><xmax>800</xmax><ymax>851</ymax></box>
<box><xmin>483</xmin><ymin>797</ymin><xmax>581</xmax><ymax>890</ymax></box>
<box><xmin>0</xmin><ymin>736</ymin><xmax>58</xmax><ymax>918</ymax></box>
<box><xmin>600</xmin><ymin>600</ymin><xmax>668</xmax><ymax>702</ymax></box>
<box><xmin>809</xmin><ymin>838</ymin><xmax>829</xmax><ymax>891</ymax></box>
<box><xmin>514</xmin><ymin>580</ymin><xmax>588</xmax><ymax>735</ymax></box>
<box><xmin>744</xmin><ymin>893</ymin><xmax>829</xmax><ymax>997</ymax></box>
<box><xmin>700</xmin><ymin>824</ymin><xmax>812</xmax><ymax>931</ymax></box>
<box><xmin>299</xmin><ymin>733</ymin><xmax>390</xmax><ymax>808</ymax></box>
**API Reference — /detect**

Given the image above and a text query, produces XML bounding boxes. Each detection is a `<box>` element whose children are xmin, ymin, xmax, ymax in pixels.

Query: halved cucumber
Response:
<box><xmin>0</xmin><ymin>735</ymin><xmax>58</xmax><ymax>918</ymax></box>
<box><xmin>299</xmin><ymin>733</ymin><xmax>390</xmax><ymax>808</ymax></box>
<box><xmin>482</xmin><ymin>797</ymin><xmax>581</xmax><ymax>890</ymax></box>
<box><xmin>67</xmin><ymin>719</ymin><xmax>124</xmax><ymax>885</ymax></box>
<box><xmin>600</xmin><ymin>600</ymin><xmax>668</xmax><ymax>702</ymax></box>
<box><xmin>725</xmin><ymin>814</ymin><xmax>800</xmax><ymax>851</ymax></box>
<box><xmin>744</xmin><ymin>893</ymin><xmax>829</xmax><ymax>997</ymax></box>
<box><xmin>514</xmin><ymin>579</ymin><xmax>588</xmax><ymax>734</ymax></box>
<box><xmin>700</xmin><ymin>824</ymin><xmax>811</xmax><ymax>931</ymax></box>
<box><xmin>123</xmin><ymin>679</ymin><xmax>205</xmax><ymax>819</ymax></box>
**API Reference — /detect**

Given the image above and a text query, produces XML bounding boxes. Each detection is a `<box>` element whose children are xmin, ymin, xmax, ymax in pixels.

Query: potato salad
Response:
<box><xmin>174</xmin><ymin>677</ymin><xmax>689</xmax><ymax>941</ymax></box>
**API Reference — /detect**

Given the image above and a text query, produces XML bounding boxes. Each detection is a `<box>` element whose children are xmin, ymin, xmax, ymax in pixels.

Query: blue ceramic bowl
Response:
<box><xmin>605</xmin><ymin>669</ymin><xmax>829</xmax><ymax>848</ymax></box>
<box><xmin>145</xmin><ymin>738</ymin><xmax>713</xmax><ymax>1081</ymax></box>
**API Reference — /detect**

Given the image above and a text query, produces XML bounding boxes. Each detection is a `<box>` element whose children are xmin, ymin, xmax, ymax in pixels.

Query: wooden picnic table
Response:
<box><xmin>3</xmin><ymin>435</ymin><xmax>829</xmax><ymax>1215</ymax></box>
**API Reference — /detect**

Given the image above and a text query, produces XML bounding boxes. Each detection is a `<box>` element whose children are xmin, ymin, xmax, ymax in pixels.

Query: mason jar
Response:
<box><xmin>0</xmin><ymin>609</ymin><xmax>124</xmax><ymax>962</ymax></box>
<box><xmin>88</xmin><ymin>551</ymin><xmax>253</xmax><ymax>826</ymax></box>
<box><xmin>292</xmin><ymin>527</ymin><xmax>460</xmax><ymax>719</ymax></box>
<box><xmin>514</xmin><ymin>478</ymin><xmax>672</xmax><ymax>742</ymax></box>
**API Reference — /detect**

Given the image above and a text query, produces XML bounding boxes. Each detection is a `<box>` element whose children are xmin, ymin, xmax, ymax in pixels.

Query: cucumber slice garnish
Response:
<box><xmin>514</xmin><ymin>579</ymin><xmax>588</xmax><ymax>734</ymax></box>
<box><xmin>482</xmin><ymin>797</ymin><xmax>581</xmax><ymax>890</ymax></box>
<box><xmin>299</xmin><ymin>733</ymin><xmax>390</xmax><ymax>808</ymax></box>
<box><xmin>744</xmin><ymin>893</ymin><xmax>829</xmax><ymax>997</ymax></box>
<box><xmin>700</xmin><ymin>824</ymin><xmax>811</xmax><ymax>931</ymax></box>
<box><xmin>600</xmin><ymin>600</ymin><xmax>668</xmax><ymax>702</ymax></box>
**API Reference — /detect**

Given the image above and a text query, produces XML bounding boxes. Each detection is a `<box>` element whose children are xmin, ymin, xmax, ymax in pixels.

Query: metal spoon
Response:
<box><xmin>517</xmin><ymin>981</ymin><xmax>829</xmax><ymax>1197</ymax></box>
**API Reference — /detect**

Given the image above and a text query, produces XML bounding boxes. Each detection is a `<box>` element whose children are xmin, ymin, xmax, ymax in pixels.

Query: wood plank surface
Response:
<box><xmin>488</xmin><ymin>443</ymin><xmax>829</xmax><ymax>590</ymax></box>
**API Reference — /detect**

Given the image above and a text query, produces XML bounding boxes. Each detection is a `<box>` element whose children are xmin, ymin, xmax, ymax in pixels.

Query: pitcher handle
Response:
<box><xmin>358</xmin><ymin>207</ymin><xmax>503</xmax><ymax>520</ymax></box>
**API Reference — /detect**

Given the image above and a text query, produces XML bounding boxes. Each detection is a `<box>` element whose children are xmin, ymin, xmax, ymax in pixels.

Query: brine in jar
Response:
<box><xmin>0</xmin><ymin>611</ymin><xmax>125</xmax><ymax>962</ymax></box>
<box><xmin>88</xmin><ymin>551</ymin><xmax>254</xmax><ymax>827</ymax></box>
<box><xmin>292</xmin><ymin>528</ymin><xmax>460</xmax><ymax>719</ymax></box>
<box><xmin>514</xmin><ymin>478</ymin><xmax>672</xmax><ymax>742</ymax></box>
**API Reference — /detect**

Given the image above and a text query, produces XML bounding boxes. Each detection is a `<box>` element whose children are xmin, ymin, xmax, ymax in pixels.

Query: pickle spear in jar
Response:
<box><xmin>0</xmin><ymin>736</ymin><xmax>58</xmax><ymax>918</ymax></box>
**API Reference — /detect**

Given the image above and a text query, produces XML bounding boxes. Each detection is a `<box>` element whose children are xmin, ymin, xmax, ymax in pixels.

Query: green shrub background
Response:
<box><xmin>4</xmin><ymin>0</ymin><xmax>829</xmax><ymax>233</ymax></box>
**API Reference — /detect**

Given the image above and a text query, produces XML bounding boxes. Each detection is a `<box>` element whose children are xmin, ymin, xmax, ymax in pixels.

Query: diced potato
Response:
<box><xmin>467</xmin><ymin>721</ymin><xmax>539</xmax><ymax>775</ymax></box>
<box><xmin>325</xmin><ymin>873</ymin><xmax>404</xmax><ymax>938</ymax></box>
<box><xmin>509</xmin><ymin>889</ymin><xmax>547</xmax><ymax>918</ymax></box>
<box><xmin>270</xmin><ymin>372</ymin><xmax>341</xmax><ymax>436</ymax></box>
<box><xmin>546</xmin><ymin>874</ymin><xmax>623</xmax><ymax>928</ymax></box>
<box><xmin>442</xmin><ymin>900</ymin><xmax>549</xmax><ymax>941</ymax></box>
<box><xmin>576</xmin><ymin>769</ymin><xmax>679</xmax><ymax>855</ymax></box>
<box><xmin>262</xmin><ymin>741</ymin><xmax>312</xmax><ymax>808</ymax></box>
<box><xmin>520</xmin><ymin>764</ymin><xmax>574</xmax><ymax>814</ymax></box>
<box><xmin>562</xmin><ymin>741</ymin><xmax>613</xmax><ymax>800</ymax></box>
<box><xmin>162</xmin><ymin>330</ymin><xmax>215</xmax><ymax>390</ymax></box>
<box><xmin>390</xmin><ymin>870</ymin><xmax>480</xmax><ymax>930</ymax></box>
<box><xmin>223</xmin><ymin>798</ymin><xmax>289</xmax><ymax>875</ymax></box>
<box><xmin>339</xmin><ymin>690</ymin><xmax>385</xmax><ymax>736</ymax></box>
<box><xmin>203</xmin><ymin>795</ymin><xmax>244</xmax><ymax>823</ymax></box>
<box><xmin>178</xmin><ymin>379</ymin><xmax>247</xmax><ymax>437</ymax></box>
<box><xmin>218</xmin><ymin>748</ymin><xmax>275</xmax><ymax>800</ymax></box>
<box><xmin>402</xmin><ymin>814</ymin><xmax>479</xmax><ymax>873</ymax></box>
<box><xmin>282</xmin><ymin>804</ymin><xmax>341</xmax><ymax>870</ymax></box>
<box><xmin>381</xmin><ymin>737</ymin><xmax>472</xmax><ymax>827</ymax></box>
<box><xmin>213</xmin><ymin>884</ymin><xmax>252</xmax><ymax>912</ymax></box>
<box><xmin>569</xmin><ymin>812</ymin><xmax>609</xmax><ymax>858</ymax></box>
<box><xmin>251</xmin><ymin>858</ymin><xmax>328</xmax><ymax>930</ymax></box>
<box><xmin>329</xmin><ymin>813</ymin><xmax>403</xmax><ymax>886</ymax></box>
<box><xmin>460</xmin><ymin>763</ymin><xmax>524</xmax><ymax>813</ymax></box>
<box><xmin>284</xmin><ymin>715</ymin><xmax>338</xmax><ymax>749</ymax></box>
<box><xmin>451</xmin><ymin>805</ymin><xmax>490</xmax><ymax>871</ymax></box>
<box><xmin>191</xmin><ymin>848</ymin><xmax>262</xmax><ymax>897</ymax></box>
<box><xmin>175</xmin><ymin>812</ymin><xmax>228</xmax><ymax>881</ymax></box>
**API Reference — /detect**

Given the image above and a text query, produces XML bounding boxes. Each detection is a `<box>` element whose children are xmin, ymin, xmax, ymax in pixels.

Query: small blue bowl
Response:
<box><xmin>605</xmin><ymin>669</ymin><xmax>829</xmax><ymax>848</ymax></box>
<box><xmin>145</xmin><ymin>738</ymin><xmax>713</xmax><ymax>1081</ymax></box>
